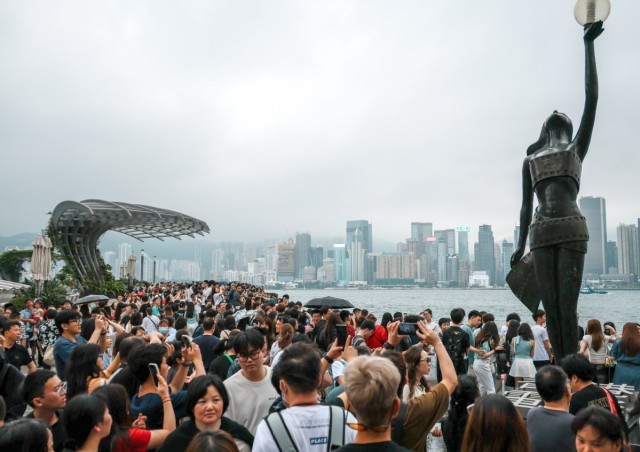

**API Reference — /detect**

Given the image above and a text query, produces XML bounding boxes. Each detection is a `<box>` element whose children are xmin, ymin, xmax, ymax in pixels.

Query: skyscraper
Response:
<box><xmin>411</xmin><ymin>222</ymin><xmax>433</xmax><ymax>243</ymax></box>
<box><xmin>580</xmin><ymin>196</ymin><xmax>607</xmax><ymax>275</ymax></box>
<box><xmin>501</xmin><ymin>240</ymin><xmax>514</xmax><ymax>285</ymax></box>
<box><xmin>346</xmin><ymin>220</ymin><xmax>372</xmax><ymax>282</ymax></box>
<box><xmin>333</xmin><ymin>244</ymin><xmax>347</xmax><ymax>282</ymax></box>
<box><xmin>617</xmin><ymin>224</ymin><xmax>639</xmax><ymax>277</ymax></box>
<box><xmin>294</xmin><ymin>233</ymin><xmax>311</xmax><ymax>278</ymax></box>
<box><xmin>456</xmin><ymin>227</ymin><xmax>470</xmax><ymax>262</ymax></box>
<box><xmin>276</xmin><ymin>242</ymin><xmax>296</xmax><ymax>282</ymax></box>
<box><xmin>475</xmin><ymin>225</ymin><xmax>496</xmax><ymax>285</ymax></box>
<box><xmin>346</xmin><ymin>220</ymin><xmax>373</xmax><ymax>254</ymax></box>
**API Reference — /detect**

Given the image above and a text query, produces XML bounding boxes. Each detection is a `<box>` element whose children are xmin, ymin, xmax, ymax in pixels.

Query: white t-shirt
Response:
<box><xmin>331</xmin><ymin>360</ymin><xmax>347</xmax><ymax>385</ymax></box>
<box><xmin>253</xmin><ymin>405</ymin><xmax>357</xmax><ymax>452</ymax></box>
<box><xmin>532</xmin><ymin>324</ymin><xmax>550</xmax><ymax>361</ymax></box>
<box><xmin>582</xmin><ymin>334</ymin><xmax>609</xmax><ymax>364</ymax></box>
<box><xmin>223</xmin><ymin>366</ymin><xmax>279</xmax><ymax>435</ymax></box>
<box><xmin>426</xmin><ymin>321</ymin><xmax>441</xmax><ymax>335</ymax></box>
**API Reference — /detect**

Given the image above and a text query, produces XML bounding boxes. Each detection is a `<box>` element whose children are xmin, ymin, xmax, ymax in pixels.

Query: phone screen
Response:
<box><xmin>148</xmin><ymin>363</ymin><xmax>159</xmax><ymax>386</ymax></box>
<box><xmin>182</xmin><ymin>336</ymin><xmax>192</xmax><ymax>349</ymax></box>
<box><xmin>399</xmin><ymin>323</ymin><xmax>417</xmax><ymax>335</ymax></box>
<box><xmin>336</xmin><ymin>324</ymin><xmax>348</xmax><ymax>347</ymax></box>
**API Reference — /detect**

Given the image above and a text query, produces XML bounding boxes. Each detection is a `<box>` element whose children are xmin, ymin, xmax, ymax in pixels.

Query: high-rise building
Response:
<box><xmin>580</xmin><ymin>196</ymin><xmax>607</xmax><ymax>275</ymax></box>
<box><xmin>347</xmin><ymin>240</ymin><xmax>364</xmax><ymax>282</ymax></box>
<box><xmin>294</xmin><ymin>233</ymin><xmax>311</xmax><ymax>279</ymax></box>
<box><xmin>411</xmin><ymin>223</ymin><xmax>433</xmax><ymax>243</ymax></box>
<box><xmin>346</xmin><ymin>220</ymin><xmax>373</xmax><ymax>254</ymax></box>
<box><xmin>434</xmin><ymin>230</ymin><xmax>455</xmax><ymax>281</ymax></box>
<box><xmin>605</xmin><ymin>241</ymin><xmax>618</xmax><ymax>274</ymax></box>
<box><xmin>475</xmin><ymin>225</ymin><xmax>496</xmax><ymax>285</ymax></box>
<box><xmin>447</xmin><ymin>255</ymin><xmax>459</xmax><ymax>284</ymax></box>
<box><xmin>333</xmin><ymin>244</ymin><xmax>347</xmax><ymax>282</ymax></box>
<box><xmin>309</xmin><ymin>246</ymin><xmax>324</xmax><ymax>269</ymax></box>
<box><xmin>501</xmin><ymin>240</ymin><xmax>514</xmax><ymax>285</ymax></box>
<box><xmin>494</xmin><ymin>243</ymin><xmax>504</xmax><ymax>285</ymax></box>
<box><xmin>617</xmin><ymin>224</ymin><xmax>639</xmax><ymax>277</ymax></box>
<box><xmin>276</xmin><ymin>242</ymin><xmax>296</xmax><ymax>282</ymax></box>
<box><xmin>346</xmin><ymin>221</ymin><xmax>371</xmax><ymax>282</ymax></box>
<box><xmin>456</xmin><ymin>227</ymin><xmax>470</xmax><ymax>262</ymax></box>
<box><xmin>211</xmin><ymin>249</ymin><xmax>225</xmax><ymax>272</ymax></box>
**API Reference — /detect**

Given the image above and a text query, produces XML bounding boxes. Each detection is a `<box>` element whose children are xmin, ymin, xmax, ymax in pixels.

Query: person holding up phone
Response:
<box><xmin>129</xmin><ymin>342</ymin><xmax>206</xmax><ymax>430</ymax></box>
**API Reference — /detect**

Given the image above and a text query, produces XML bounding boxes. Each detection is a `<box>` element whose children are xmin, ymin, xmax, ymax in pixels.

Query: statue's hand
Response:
<box><xmin>510</xmin><ymin>247</ymin><xmax>525</xmax><ymax>268</ymax></box>
<box><xmin>584</xmin><ymin>20</ymin><xmax>604</xmax><ymax>42</ymax></box>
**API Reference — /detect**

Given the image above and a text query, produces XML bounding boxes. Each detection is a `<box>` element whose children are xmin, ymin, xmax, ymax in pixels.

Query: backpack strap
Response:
<box><xmin>265</xmin><ymin>411</ymin><xmax>298</xmax><ymax>452</ymax></box>
<box><xmin>328</xmin><ymin>405</ymin><xmax>346</xmax><ymax>451</ymax></box>
<box><xmin>602</xmin><ymin>388</ymin><xmax>619</xmax><ymax>417</ymax></box>
<box><xmin>391</xmin><ymin>402</ymin><xmax>408</xmax><ymax>444</ymax></box>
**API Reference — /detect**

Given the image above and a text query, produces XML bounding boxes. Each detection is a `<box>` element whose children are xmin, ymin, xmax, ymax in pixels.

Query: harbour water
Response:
<box><xmin>283</xmin><ymin>288</ymin><xmax>639</xmax><ymax>329</ymax></box>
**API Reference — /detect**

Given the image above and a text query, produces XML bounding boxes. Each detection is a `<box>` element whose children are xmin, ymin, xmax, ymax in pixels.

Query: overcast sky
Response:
<box><xmin>1</xmin><ymin>1</ymin><xmax>638</xmax><ymax>250</ymax></box>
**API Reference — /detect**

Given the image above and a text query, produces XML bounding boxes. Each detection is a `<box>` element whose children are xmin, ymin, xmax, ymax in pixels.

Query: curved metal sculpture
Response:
<box><xmin>51</xmin><ymin>199</ymin><xmax>210</xmax><ymax>285</ymax></box>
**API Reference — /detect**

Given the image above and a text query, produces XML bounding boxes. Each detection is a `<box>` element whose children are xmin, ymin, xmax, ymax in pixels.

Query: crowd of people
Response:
<box><xmin>0</xmin><ymin>280</ymin><xmax>638</xmax><ymax>451</ymax></box>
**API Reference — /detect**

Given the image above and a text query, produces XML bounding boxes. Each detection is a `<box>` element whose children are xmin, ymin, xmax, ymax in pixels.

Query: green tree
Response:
<box><xmin>0</xmin><ymin>249</ymin><xmax>33</xmax><ymax>282</ymax></box>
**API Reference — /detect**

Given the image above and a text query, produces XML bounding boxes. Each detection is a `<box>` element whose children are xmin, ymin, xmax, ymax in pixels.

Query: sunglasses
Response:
<box><xmin>347</xmin><ymin>413</ymin><xmax>392</xmax><ymax>433</ymax></box>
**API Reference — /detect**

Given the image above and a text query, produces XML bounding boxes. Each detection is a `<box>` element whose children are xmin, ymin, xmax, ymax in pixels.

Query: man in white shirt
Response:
<box><xmin>223</xmin><ymin>329</ymin><xmax>279</xmax><ymax>435</ymax></box>
<box><xmin>253</xmin><ymin>343</ymin><xmax>356</xmax><ymax>451</ymax></box>
<box><xmin>531</xmin><ymin>309</ymin><xmax>553</xmax><ymax>369</ymax></box>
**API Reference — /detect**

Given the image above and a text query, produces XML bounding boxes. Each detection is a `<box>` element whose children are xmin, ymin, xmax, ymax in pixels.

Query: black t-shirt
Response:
<box><xmin>193</xmin><ymin>333</ymin><xmax>220</xmax><ymax>370</ymax></box>
<box><xmin>570</xmin><ymin>384</ymin><xmax>613</xmax><ymax>415</ymax></box>
<box><xmin>27</xmin><ymin>410</ymin><xmax>66</xmax><ymax>452</ymax></box>
<box><xmin>4</xmin><ymin>343</ymin><xmax>33</xmax><ymax>368</ymax></box>
<box><xmin>570</xmin><ymin>383</ymin><xmax>628</xmax><ymax>434</ymax></box>
<box><xmin>336</xmin><ymin>441</ymin><xmax>412</xmax><ymax>451</ymax></box>
<box><xmin>441</xmin><ymin>326</ymin><xmax>470</xmax><ymax>373</ymax></box>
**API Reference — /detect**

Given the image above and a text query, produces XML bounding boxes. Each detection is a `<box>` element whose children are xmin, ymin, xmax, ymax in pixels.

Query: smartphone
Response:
<box><xmin>181</xmin><ymin>335</ymin><xmax>192</xmax><ymax>349</ymax></box>
<box><xmin>336</xmin><ymin>324</ymin><xmax>348</xmax><ymax>347</ymax></box>
<box><xmin>604</xmin><ymin>326</ymin><xmax>611</xmax><ymax>335</ymax></box>
<box><xmin>148</xmin><ymin>363</ymin><xmax>159</xmax><ymax>386</ymax></box>
<box><xmin>399</xmin><ymin>323</ymin><xmax>417</xmax><ymax>335</ymax></box>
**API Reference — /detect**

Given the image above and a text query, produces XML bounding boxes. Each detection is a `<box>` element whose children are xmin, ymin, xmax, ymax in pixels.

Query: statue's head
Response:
<box><xmin>543</xmin><ymin>111</ymin><xmax>573</xmax><ymax>143</ymax></box>
<box><xmin>527</xmin><ymin>111</ymin><xmax>573</xmax><ymax>155</ymax></box>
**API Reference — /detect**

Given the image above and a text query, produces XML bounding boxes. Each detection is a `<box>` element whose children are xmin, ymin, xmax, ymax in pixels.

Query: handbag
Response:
<box><xmin>604</xmin><ymin>355</ymin><xmax>613</xmax><ymax>367</ymax></box>
<box><xmin>43</xmin><ymin>344</ymin><xmax>55</xmax><ymax>367</ymax></box>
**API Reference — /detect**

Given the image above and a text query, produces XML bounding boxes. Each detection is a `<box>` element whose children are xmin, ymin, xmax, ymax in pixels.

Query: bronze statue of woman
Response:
<box><xmin>508</xmin><ymin>21</ymin><xmax>604</xmax><ymax>361</ymax></box>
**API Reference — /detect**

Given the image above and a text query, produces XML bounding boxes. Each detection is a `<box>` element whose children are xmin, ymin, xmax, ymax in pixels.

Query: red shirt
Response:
<box><xmin>365</xmin><ymin>325</ymin><xmax>388</xmax><ymax>349</ymax></box>
<box><xmin>113</xmin><ymin>428</ymin><xmax>151</xmax><ymax>452</ymax></box>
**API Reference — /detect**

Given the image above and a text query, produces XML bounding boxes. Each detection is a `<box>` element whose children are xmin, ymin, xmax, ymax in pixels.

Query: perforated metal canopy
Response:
<box><xmin>51</xmin><ymin>199</ymin><xmax>210</xmax><ymax>284</ymax></box>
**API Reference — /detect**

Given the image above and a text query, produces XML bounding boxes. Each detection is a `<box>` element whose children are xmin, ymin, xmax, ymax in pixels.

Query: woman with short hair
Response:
<box><xmin>157</xmin><ymin>375</ymin><xmax>253</xmax><ymax>452</ymax></box>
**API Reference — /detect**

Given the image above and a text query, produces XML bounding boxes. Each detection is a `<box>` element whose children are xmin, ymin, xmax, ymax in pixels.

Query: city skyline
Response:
<box><xmin>1</xmin><ymin>2</ymin><xmax>639</xmax><ymax>246</ymax></box>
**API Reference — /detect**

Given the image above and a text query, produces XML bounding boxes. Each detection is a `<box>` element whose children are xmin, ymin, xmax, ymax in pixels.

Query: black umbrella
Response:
<box><xmin>304</xmin><ymin>296</ymin><xmax>354</xmax><ymax>309</ymax></box>
<box><xmin>73</xmin><ymin>294</ymin><xmax>109</xmax><ymax>305</ymax></box>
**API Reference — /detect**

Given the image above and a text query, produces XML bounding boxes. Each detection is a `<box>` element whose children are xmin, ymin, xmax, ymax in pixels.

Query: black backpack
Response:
<box><xmin>445</xmin><ymin>329</ymin><xmax>465</xmax><ymax>366</ymax></box>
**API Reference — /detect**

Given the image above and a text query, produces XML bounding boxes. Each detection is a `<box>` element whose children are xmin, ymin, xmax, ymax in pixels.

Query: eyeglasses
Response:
<box><xmin>237</xmin><ymin>350</ymin><xmax>261</xmax><ymax>362</ymax></box>
<box><xmin>40</xmin><ymin>381</ymin><xmax>67</xmax><ymax>398</ymax></box>
<box><xmin>419</xmin><ymin>357</ymin><xmax>432</xmax><ymax>364</ymax></box>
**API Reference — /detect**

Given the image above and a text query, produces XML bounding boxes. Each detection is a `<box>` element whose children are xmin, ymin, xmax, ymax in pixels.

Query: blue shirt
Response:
<box><xmin>131</xmin><ymin>391</ymin><xmax>188</xmax><ymax>430</ymax></box>
<box><xmin>53</xmin><ymin>335</ymin><xmax>87</xmax><ymax>377</ymax></box>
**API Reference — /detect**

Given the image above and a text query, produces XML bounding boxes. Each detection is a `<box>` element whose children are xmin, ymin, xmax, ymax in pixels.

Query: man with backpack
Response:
<box><xmin>441</xmin><ymin>308</ymin><xmax>471</xmax><ymax>376</ymax></box>
<box><xmin>253</xmin><ymin>342</ymin><xmax>356</xmax><ymax>451</ymax></box>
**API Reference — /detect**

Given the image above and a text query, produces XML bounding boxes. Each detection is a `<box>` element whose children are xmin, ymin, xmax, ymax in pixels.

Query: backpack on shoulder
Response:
<box><xmin>445</xmin><ymin>329</ymin><xmax>465</xmax><ymax>368</ymax></box>
<box><xmin>264</xmin><ymin>405</ymin><xmax>346</xmax><ymax>451</ymax></box>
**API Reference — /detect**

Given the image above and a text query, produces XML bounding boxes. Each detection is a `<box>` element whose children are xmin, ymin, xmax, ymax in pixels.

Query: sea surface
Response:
<box><xmin>281</xmin><ymin>288</ymin><xmax>639</xmax><ymax>329</ymax></box>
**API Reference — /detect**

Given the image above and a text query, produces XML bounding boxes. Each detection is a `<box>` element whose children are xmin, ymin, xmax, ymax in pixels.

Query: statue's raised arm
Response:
<box><xmin>571</xmin><ymin>21</ymin><xmax>604</xmax><ymax>161</ymax></box>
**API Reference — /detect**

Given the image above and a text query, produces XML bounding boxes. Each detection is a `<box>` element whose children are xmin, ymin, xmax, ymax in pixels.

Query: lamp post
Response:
<box><xmin>140</xmin><ymin>249</ymin><xmax>145</xmax><ymax>282</ymax></box>
<box><xmin>574</xmin><ymin>0</ymin><xmax>610</xmax><ymax>26</ymax></box>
